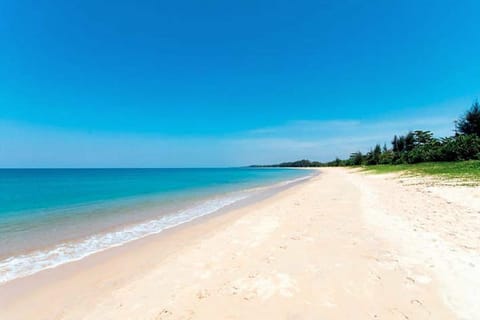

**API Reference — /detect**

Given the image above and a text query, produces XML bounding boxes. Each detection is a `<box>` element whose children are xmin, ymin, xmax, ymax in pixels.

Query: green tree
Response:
<box><xmin>405</xmin><ymin>131</ymin><xmax>415</xmax><ymax>151</ymax></box>
<box><xmin>349</xmin><ymin>152</ymin><xmax>363</xmax><ymax>165</ymax></box>
<box><xmin>392</xmin><ymin>135</ymin><xmax>399</xmax><ymax>152</ymax></box>
<box><xmin>439</xmin><ymin>135</ymin><xmax>480</xmax><ymax>161</ymax></box>
<box><xmin>456</xmin><ymin>100</ymin><xmax>480</xmax><ymax>136</ymax></box>
<box><xmin>379</xmin><ymin>150</ymin><xmax>394</xmax><ymax>164</ymax></box>
<box><xmin>412</xmin><ymin>130</ymin><xmax>435</xmax><ymax>145</ymax></box>
<box><xmin>373</xmin><ymin>144</ymin><xmax>382</xmax><ymax>163</ymax></box>
<box><xmin>366</xmin><ymin>144</ymin><xmax>382</xmax><ymax>165</ymax></box>
<box><xmin>397</xmin><ymin>136</ymin><xmax>406</xmax><ymax>152</ymax></box>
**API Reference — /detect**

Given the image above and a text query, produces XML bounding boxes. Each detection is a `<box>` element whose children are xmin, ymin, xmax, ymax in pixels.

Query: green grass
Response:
<box><xmin>360</xmin><ymin>160</ymin><xmax>480</xmax><ymax>181</ymax></box>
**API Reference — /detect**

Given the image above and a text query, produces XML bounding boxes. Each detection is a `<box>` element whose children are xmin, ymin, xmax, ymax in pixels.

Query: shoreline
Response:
<box><xmin>2</xmin><ymin>167</ymin><xmax>478</xmax><ymax>319</ymax></box>
<box><xmin>0</xmin><ymin>170</ymin><xmax>316</xmax><ymax>284</ymax></box>
<box><xmin>0</xmin><ymin>171</ymin><xmax>317</xmax><ymax>315</ymax></box>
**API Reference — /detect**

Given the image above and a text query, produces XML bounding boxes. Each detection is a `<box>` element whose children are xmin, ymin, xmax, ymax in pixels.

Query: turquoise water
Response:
<box><xmin>0</xmin><ymin>168</ymin><xmax>312</xmax><ymax>283</ymax></box>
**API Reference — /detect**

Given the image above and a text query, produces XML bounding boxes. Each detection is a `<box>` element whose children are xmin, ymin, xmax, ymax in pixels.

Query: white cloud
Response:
<box><xmin>0</xmin><ymin>110</ymin><xmax>462</xmax><ymax>167</ymax></box>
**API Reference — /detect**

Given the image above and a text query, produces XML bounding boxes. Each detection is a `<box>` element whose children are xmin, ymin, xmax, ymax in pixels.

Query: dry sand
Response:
<box><xmin>1</xmin><ymin>167</ymin><xmax>479</xmax><ymax>319</ymax></box>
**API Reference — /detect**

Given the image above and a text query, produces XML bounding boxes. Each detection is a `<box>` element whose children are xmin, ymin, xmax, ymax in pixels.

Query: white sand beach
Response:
<box><xmin>1</xmin><ymin>168</ymin><xmax>479</xmax><ymax>319</ymax></box>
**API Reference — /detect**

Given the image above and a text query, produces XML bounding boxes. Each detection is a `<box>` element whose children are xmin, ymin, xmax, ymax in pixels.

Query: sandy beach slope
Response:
<box><xmin>1</xmin><ymin>168</ymin><xmax>479</xmax><ymax>319</ymax></box>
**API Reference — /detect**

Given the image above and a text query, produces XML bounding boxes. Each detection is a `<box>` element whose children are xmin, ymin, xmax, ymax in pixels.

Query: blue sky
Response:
<box><xmin>1</xmin><ymin>0</ymin><xmax>479</xmax><ymax>167</ymax></box>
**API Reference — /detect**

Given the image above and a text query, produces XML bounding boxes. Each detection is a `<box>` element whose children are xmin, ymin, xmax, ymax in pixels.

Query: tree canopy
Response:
<box><xmin>456</xmin><ymin>100</ymin><xmax>480</xmax><ymax>136</ymax></box>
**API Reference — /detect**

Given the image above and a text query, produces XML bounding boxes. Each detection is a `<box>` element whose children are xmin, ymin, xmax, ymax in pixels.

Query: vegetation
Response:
<box><xmin>341</xmin><ymin>101</ymin><xmax>480</xmax><ymax>166</ymax></box>
<box><xmin>251</xmin><ymin>159</ymin><xmax>324</xmax><ymax>167</ymax></box>
<box><xmin>253</xmin><ymin>101</ymin><xmax>480</xmax><ymax>177</ymax></box>
<box><xmin>456</xmin><ymin>100</ymin><xmax>480</xmax><ymax>136</ymax></box>
<box><xmin>361</xmin><ymin>161</ymin><xmax>480</xmax><ymax>181</ymax></box>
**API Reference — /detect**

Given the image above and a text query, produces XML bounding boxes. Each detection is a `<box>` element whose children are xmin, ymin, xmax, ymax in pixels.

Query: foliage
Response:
<box><xmin>365</xmin><ymin>144</ymin><xmax>382</xmax><ymax>165</ymax></box>
<box><xmin>361</xmin><ymin>161</ymin><xmax>480</xmax><ymax>181</ymax></box>
<box><xmin>348</xmin><ymin>152</ymin><xmax>363</xmax><ymax>165</ymax></box>
<box><xmin>456</xmin><ymin>100</ymin><xmax>480</xmax><ymax>136</ymax></box>
<box><xmin>352</xmin><ymin>121</ymin><xmax>480</xmax><ymax>166</ymax></box>
<box><xmin>438</xmin><ymin>134</ymin><xmax>480</xmax><ymax>161</ymax></box>
<box><xmin>251</xmin><ymin>159</ymin><xmax>324</xmax><ymax>167</ymax></box>
<box><xmin>254</xmin><ymin>101</ymin><xmax>480</xmax><ymax>174</ymax></box>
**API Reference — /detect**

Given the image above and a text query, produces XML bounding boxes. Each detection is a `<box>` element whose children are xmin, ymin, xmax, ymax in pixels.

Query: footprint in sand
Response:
<box><xmin>156</xmin><ymin>309</ymin><xmax>173</xmax><ymax>320</ymax></box>
<box><xmin>196</xmin><ymin>289</ymin><xmax>210</xmax><ymax>300</ymax></box>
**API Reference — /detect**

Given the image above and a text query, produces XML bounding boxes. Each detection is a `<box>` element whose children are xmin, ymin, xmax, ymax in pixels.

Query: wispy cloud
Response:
<box><xmin>0</xmin><ymin>112</ymin><xmax>461</xmax><ymax>167</ymax></box>
<box><xmin>230</xmin><ymin>114</ymin><xmax>458</xmax><ymax>163</ymax></box>
<box><xmin>245</xmin><ymin>117</ymin><xmax>455</xmax><ymax>139</ymax></box>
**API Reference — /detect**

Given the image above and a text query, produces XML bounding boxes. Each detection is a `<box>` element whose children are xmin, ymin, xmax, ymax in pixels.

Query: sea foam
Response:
<box><xmin>0</xmin><ymin>174</ymin><xmax>312</xmax><ymax>284</ymax></box>
<box><xmin>0</xmin><ymin>193</ymin><xmax>247</xmax><ymax>284</ymax></box>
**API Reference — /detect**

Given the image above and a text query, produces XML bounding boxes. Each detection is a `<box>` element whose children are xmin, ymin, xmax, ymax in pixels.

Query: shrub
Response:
<box><xmin>439</xmin><ymin>135</ymin><xmax>480</xmax><ymax>161</ymax></box>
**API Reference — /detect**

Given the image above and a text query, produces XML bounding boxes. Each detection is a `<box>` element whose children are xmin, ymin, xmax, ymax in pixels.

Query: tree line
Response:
<box><xmin>253</xmin><ymin>101</ymin><xmax>480</xmax><ymax>167</ymax></box>
<box><xmin>342</xmin><ymin>101</ymin><xmax>480</xmax><ymax>166</ymax></box>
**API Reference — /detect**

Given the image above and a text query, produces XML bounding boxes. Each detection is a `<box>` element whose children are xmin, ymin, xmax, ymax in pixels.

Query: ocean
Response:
<box><xmin>0</xmin><ymin>168</ymin><xmax>312</xmax><ymax>283</ymax></box>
